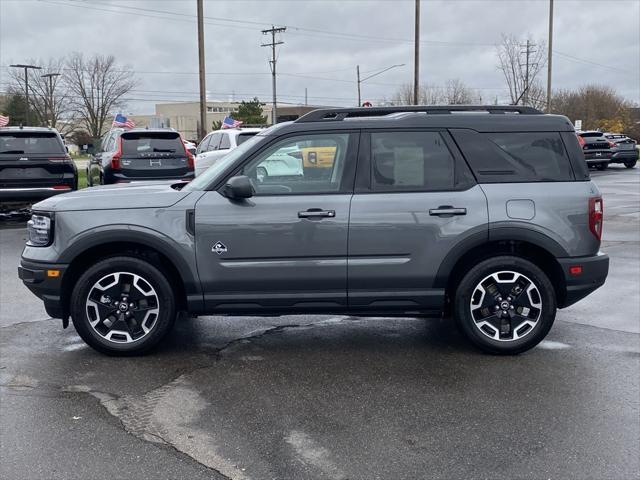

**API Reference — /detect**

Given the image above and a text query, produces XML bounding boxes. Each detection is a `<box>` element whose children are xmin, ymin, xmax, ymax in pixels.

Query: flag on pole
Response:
<box><xmin>0</xmin><ymin>114</ymin><xmax>9</xmax><ymax>127</ymax></box>
<box><xmin>221</xmin><ymin>116</ymin><xmax>243</xmax><ymax>129</ymax></box>
<box><xmin>112</xmin><ymin>113</ymin><xmax>135</xmax><ymax>129</ymax></box>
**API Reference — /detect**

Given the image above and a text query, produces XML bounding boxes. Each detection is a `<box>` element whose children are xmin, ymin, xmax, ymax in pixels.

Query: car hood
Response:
<box><xmin>33</xmin><ymin>181</ymin><xmax>193</xmax><ymax>212</ymax></box>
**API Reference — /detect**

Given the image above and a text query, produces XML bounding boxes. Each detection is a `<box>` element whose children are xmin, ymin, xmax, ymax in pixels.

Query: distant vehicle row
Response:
<box><xmin>577</xmin><ymin>130</ymin><xmax>638</xmax><ymax>170</ymax></box>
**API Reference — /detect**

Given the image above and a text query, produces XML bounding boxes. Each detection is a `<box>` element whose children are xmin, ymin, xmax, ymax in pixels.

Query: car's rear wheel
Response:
<box><xmin>596</xmin><ymin>162</ymin><xmax>609</xmax><ymax>170</ymax></box>
<box><xmin>624</xmin><ymin>161</ymin><xmax>637</xmax><ymax>169</ymax></box>
<box><xmin>70</xmin><ymin>256</ymin><xmax>176</xmax><ymax>355</ymax></box>
<box><xmin>454</xmin><ymin>256</ymin><xmax>556</xmax><ymax>355</ymax></box>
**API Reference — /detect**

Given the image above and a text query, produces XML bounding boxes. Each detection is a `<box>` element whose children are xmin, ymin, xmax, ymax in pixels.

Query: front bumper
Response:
<box><xmin>18</xmin><ymin>259</ymin><xmax>68</xmax><ymax>319</ymax></box>
<box><xmin>557</xmin><ymin>253</ymin><xmax>609</xmax><ymax>308</ymax></box>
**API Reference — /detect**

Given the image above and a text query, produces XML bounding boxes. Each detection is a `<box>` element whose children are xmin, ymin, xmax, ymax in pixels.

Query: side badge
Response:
<box><xmin>212</xmin><ymin>241</ymin><xmax>228</xmax><ymax>255</ymax></box>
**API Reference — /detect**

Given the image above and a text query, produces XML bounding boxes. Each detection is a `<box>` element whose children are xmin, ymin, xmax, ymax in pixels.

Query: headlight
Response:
<box><xmin>27</xmin><ymin>213</ymin><xmax>54</xmax><ymax>247</ymax></box>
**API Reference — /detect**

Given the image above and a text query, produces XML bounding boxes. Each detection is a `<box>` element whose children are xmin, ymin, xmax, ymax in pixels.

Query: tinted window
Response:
<box><xmin>579</xmin><ymin>132</ymin><xmax>604</xmax><ymax>138</ymax></box>
<box><xmin>120</xmin><ymin>132</ymin><xmax>184</xmax><ymax>156</ymax></box>
<box><xmin>241</xmin><ymin>133</ymin><xmax>351</xmax><ymax>195</ymax></box>
<box><xmin>220</xmin><ymin>133</ymin><xmax>231</xmax><ymax>149</ymax></box>
<box><xmin>237</xmin><ymin>132</ymin><xmax>258</xmax><ymax>145</ymax></box>
<box><xmin>370</xmin><ymin>131</ymin><xmax>455</xmax><ymax>191</ymax></box>
<box><xmin>452</xmin><ymin>130</ymin><xmax>574</xmax><ymax>182</ymax></box>
<box><xmin>0</xmin><ymin>132</ymin><xmax>64</xmax><ymax>155</ymax></box>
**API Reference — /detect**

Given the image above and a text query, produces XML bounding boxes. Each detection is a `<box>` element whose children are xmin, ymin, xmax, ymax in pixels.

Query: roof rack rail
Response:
<box><xmin>295</xmin><ymin>105</ymin><xmax>543</xmax><ymax>123</ymax></box>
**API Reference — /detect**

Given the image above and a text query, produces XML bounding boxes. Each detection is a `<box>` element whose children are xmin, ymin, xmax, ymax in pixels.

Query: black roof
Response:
<box><xmin>271</xmin><ymin>105</ymin><xmax>575</xmax><ymax>133</ymax></box>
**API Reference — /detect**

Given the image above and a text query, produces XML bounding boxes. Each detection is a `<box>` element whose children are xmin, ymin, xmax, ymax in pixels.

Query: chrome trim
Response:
<box><xmin>0</xmin><ymin>187</ymin><xmax>70</xmax><ymax>192</ymax></box>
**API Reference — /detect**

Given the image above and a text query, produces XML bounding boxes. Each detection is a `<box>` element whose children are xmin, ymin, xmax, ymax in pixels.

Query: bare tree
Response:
<box><xmin>392</xmin><ymin>83</ymin><xmax>443</xmax><ymax>105</ymax></box>
<box><xmin>6</xmin><ymin>58</ymin><xmax>76</xmax><ymax>132</ymax></box>
<box><xmin>496</xmin><ymin>34</ymin><xmax>547</xmax><ymax>106</ymax></box>
<box><xmin>64</xmin><ymin>53</ymin><xmax>137</xmax><ymax>139</ymax></box>
<box><xmin>443</xmin><ymin>78</ymin><xmax>478</xmax><ymax>105</ymax></box>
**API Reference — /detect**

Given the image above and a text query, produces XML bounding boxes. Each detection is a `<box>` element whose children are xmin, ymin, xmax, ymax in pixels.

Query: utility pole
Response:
<box><xmin>196</xmin><ymin>0</ymin><xmax>207</xmax><ymax>141</ymax></box>
<box><xmin>546</xmin><ymin>0</ymin><xmax>554</xmax><ymax>112</ymax></box>
<box><xmin>520</xmin><ymin>40</ymin><xmax>537</xmax><ymax>106</ymax></box>
<box><xmin>413</xmin><ymin>0</ymin><xmax>420</xmax><ymax>105</ymax></box>
<box><xmin>356</xmin><ymin>65</ymin><xmax>361</xmax><ymax>106</ymax></box>
<box><xmin>9</xmin><ymin>64</ymin><xmax>41</xmax><ymax>125</ymax></box>
<box><xmin>261</xmin><ymin>25</ymin><xmax>286</xmax><ymax>125</ymax></box>
<box><xmin>304</xmin><ymin>87</ymin><xmax>308</xmax><ymax>106</ymax></box>
<box><xmin>41</xmin><ymin>72</ymin><xmax>60</xmax><ymax>127</ymax></box>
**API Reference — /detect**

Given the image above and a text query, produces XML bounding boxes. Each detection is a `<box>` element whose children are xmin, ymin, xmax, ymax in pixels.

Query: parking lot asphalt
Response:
<box><xmin>1</xmin><ymin>166</ymin><xmax>639</xmax><ymax>480</ymax></box>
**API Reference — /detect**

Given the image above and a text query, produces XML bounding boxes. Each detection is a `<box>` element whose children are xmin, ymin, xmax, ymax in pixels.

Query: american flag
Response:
<box><xmin>112</xmin><ymin>113</ymin><xmax>135</xmax><ymax>129</ymax></box>
<box><xmin>0</xmin><ymin>114</ymin><xmax>9</xmax><ymax>127</ymax></box>
<box><xmin>221</xmin><ymin>116</ymin><xmax>243</xmax><ymax>129</ymax></box>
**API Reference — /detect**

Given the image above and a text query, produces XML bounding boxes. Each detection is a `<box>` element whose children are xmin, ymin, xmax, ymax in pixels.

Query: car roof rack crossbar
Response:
<box><xmin>295</xmin><ymin>105</ymin><xmax>543</xmax><ymax>123</ymax></box>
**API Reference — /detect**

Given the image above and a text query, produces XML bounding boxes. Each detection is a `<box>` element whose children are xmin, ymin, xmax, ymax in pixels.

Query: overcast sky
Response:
<box><xmin>1</xmin><ymin>0</ymin><xmax>638</xmax><ymax>114</ymax></box>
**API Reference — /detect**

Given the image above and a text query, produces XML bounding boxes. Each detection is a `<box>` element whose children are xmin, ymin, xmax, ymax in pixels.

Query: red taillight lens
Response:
<box><xmin>111</xmin><ymin>137</ymin><xmax>122</xmax><ymax>169</ymax></box>
<box><xmin>577</xmin><ymin>135</ymin><xmax>586</xmax><ymax>147</ymax></box>
<box><xmin>589</xmin><ymin>197</ymin><xmax>604</xmax><ymax>240</ymax></box>
<box><xmin>182</xmin><ymin>140</ymin><xmax>195</xmax><ymax>169</ymax></box>
<box><xmin>52</xmin><ymin>185</ymin><xmax>71</xmax><ymax>190</ymax></box>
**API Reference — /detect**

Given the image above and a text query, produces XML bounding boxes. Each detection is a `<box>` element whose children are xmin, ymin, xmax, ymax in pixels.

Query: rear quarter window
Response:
<box><xmin>451</xmin><ymin>129</ymin><xmax>574</xmax><ymax>182</ymax></box>
<box><xmin>0</xmin><ymin>132</ymin><xmax>65</xmax><ymax>155</ymax></box>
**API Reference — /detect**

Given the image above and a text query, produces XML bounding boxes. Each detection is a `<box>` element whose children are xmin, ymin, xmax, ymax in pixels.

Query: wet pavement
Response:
<box><xmin>1</xmin><ymin>166</ymin><xmax>639</xmax><ymax>480</ymax></box>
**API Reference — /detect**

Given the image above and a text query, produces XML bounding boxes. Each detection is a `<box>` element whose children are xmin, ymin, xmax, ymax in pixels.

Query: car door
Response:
<box><xmin>347</xmin><ymin>129</ymin><xmax>488</xmax><ymax>313</ymax></box>
<box><xmin>194</xmin><ymin>130</ymin><xmax>359</xmax><ymax>313</ymax></box>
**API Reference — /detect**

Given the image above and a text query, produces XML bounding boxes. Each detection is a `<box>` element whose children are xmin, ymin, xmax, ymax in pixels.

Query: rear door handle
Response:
<box><xmin>429</xmin><ymin>206</ymin><xmax>467</xmax><ymax>216</ymax></box>
<box><xmin>298</xmin><ymin>209</ymin><xmax>336</xmax><ymax>219</ymax></box>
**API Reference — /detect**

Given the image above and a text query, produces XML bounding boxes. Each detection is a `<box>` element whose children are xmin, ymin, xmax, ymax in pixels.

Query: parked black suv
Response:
<box><xmin>88</xmin><ymin>128</ymin><xmax>194</xmax><ymax>185</ymax></box>
<box><xmin>0</xmin><ymin>127</ymin><xmax>77</xmax><ymax>210</ymax></box>
<box><xmin>577</xmin><ymin>131</ymin><xmax>613</xmax><ymax>170</ymax></box>
<box><xmin>604</xmin><ymin>133</ymin><xmax>638</xmax><ymax>168</ymax></box>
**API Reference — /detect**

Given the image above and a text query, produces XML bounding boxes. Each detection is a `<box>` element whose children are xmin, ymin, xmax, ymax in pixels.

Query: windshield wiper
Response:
<box><xmin>0</xmin><ymin>150</ymin><xmax>26</xmax><ymax>154</ymax></box>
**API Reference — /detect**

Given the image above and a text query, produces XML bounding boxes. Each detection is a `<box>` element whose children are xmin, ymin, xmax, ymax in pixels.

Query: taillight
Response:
<box><xmin>182</xmin><ymin>140</ymin><xmax>194</xmax><ymax>169</ymax></box>
<box><xmin>111</xmin><ymin>137</ymin><xmax>122</xmax><ymax>170</ymax></box>
<box><xmin>48</xmin><ymin>156</ymin><xmax>71</xmax><ymax>162</ymax></box>
<box><xmin>589</xmin><ymin>197</ymin><xmax>604</xmax><ymax>240</ymax></box>
<box><xmin>52</xmin><ymin>185</ymin><xmax>71</xmax><ymax>190</ymax></box>
<box><xmin>608</xmin><ymin>141</ymin><xmax>616</xmax><ymax>148</ymax></box>
<box><xmin>576</xmin><ymin>135</ymin><xmax>585</xmax><ymax>147</ymax></box>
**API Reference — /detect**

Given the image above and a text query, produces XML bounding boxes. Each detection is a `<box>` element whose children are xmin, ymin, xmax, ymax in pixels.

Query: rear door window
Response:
<box><xmin>370</xmin><ymin>131</ymin><xmax>456</xmax><ymax>191</ymax></box>
<box><xmin>120</xmin><ymin>132</ymin><xmax>184</xmax><ymax>156</ymax></box>
<box><xmin>237</xmin><ymin>132</ymin><xmax>258</xmax><ymax>145</ymax></box>
<box><xmin>451</xmin><ymin>130</ymin><xmax>574</xmax><ymax>182</ymax></box>
<box><xmin>0</xmin><ymin>132</ymin><xmax>64</xmax><ymax>155</ymax></box>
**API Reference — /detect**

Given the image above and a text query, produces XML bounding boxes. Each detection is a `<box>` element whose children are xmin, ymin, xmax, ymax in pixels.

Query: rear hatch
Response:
<box><xmin>0</xmin><ymin>131</ymin><xmax>68</xmax><ymax>188</ymax></box>
<box><xmin>119</xmin><ymin>131</ymin><xmax>192</xmax><ymax>179</ymax></box>
<box><xmin>610</xmin><ymin>136</ymin><xmax>637</xmax><ymax>151</ymax></box>
<box><xmin>578</xmin><ymin>132</ymin><xmax>612</xmax><ymax>159</ymax></box>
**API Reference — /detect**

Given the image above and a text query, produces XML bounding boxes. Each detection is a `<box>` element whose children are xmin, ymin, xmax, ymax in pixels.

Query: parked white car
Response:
<box><xmin>194</xmin><ymin>128</ymin><xmax>263</xmax><ymax>177</ymax></box>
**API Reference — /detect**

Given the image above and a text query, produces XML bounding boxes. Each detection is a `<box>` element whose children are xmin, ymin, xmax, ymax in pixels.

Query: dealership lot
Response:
<box><xmin>1</xmin><ymin>167</ymin><xmax>639</xmax><ymax>479</ymax></box>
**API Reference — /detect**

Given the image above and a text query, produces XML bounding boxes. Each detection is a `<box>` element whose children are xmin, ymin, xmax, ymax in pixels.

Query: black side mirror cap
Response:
<box><xmin>223</xmin><ymin>175</ymin><xmax>254</xmax><ymax>199</ymax></box>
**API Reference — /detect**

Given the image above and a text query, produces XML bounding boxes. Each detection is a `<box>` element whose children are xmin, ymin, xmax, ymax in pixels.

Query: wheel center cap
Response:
<box><xmin>118</xmin><ymin>303</ymin><xmax>128</xmax><ymax>312</ymax></box>
<box><xmin>500</xmin><ymin>301</ymin><xmax>510</xmax><ymax>310</ymax></box>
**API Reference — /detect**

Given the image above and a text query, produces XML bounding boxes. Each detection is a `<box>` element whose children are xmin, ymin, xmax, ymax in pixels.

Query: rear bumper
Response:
<box><xmin>584</xmin><ymin>152</ymin><xmax>612</xmax><ymax>164</ymax></box>
<box><xmin>610</xmin><ymin>150</ymin><xmax>639</xmax><ymax>162</ymax></box>
<box><xmin>557</xmin><ymin>253</ymin><xmax>609</xmax><ymax>308</ymax></box>
<box><xmin>18</xmin><ymin>258</ymin><xmax>68</xmax><ymax>319</ymax></box>
<box><xmin>0</xmin><ymin>186</ymin><xmax>72</xmax><ymax>202</ymax></box>
<box><xmin>108</xmin><ymin>172</ymin><xmax>194</xmax><ymax>184</ymax></box>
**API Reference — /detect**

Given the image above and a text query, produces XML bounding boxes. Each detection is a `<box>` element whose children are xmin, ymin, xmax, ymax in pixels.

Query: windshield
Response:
<box><xmin>184</xmin><ymin>134</ymin><xmax>264</xmax><ymax>191</ymax></box>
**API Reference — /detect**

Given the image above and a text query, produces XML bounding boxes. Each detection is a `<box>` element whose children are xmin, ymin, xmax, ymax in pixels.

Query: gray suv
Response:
<box><xmin>19</xmin><ymin>106</ymin><xmax>609</xmax><ymax>356</ymax></box>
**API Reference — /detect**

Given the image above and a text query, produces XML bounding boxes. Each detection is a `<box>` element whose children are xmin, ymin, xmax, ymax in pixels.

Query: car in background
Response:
<box><xmin>183</xmin><ymin>139</ymin><xmax>197</xmax><ymax>157</ymax></box>
<box><xmin>88</xmin><ymin>128</ymin><xmax>194</xmax><ymax>186</ymax></box>
<box><xmin>195</xmin><ymin>128</ymin><xmax>263</xmax><ymax>177</ymax></box>
<box><xmin>603</xmin><ymin>133</ymin><xmax>638</xmax><ymax>168</ymax></box>
<box><xmin>576</xmin><ymin>131</ymin><xmax>612</xmax><ymax>170</ymax></box>
<box><xmin>1</xmin><ymin>127</ymin><xmax>77</xmax><ymax>210</ymax></box>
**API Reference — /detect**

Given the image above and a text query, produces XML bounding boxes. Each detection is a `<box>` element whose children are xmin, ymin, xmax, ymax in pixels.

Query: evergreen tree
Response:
<box><xmin>231</xmin><ymin>98</ymin><xmax>267</xmax><ymax>125</ymax></box>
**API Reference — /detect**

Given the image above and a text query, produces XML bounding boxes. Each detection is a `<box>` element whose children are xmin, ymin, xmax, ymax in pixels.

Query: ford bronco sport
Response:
<box><xmin>19</xmin><ymin>106</ymin><xmax>609</xmax><ymax>355</ymax></box>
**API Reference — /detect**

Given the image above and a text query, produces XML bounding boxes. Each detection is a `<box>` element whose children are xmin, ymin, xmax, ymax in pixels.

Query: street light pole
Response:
<box><xmin>546</xmin><ymin>0</ymin><xmax>554</xmax><ymax>112</ymax></box>
<box><xmin>9</xmin><ymin>64</ymin><xmax>41</xmax><ymax>125</ymax></box>
<box><xmin>413</xmin><ymin>0</ymin><xmax>420</xmax><ymax>105</ymax></box>
<box><xmin>196</xmin><ymin>0</ymin><xmax>207</xmax><ymax>141</ymax></box>
<box><xmin>41</xmin><ymin>72</ymin><xmax>61</xmax><ymax>127</ymax></box>
<box><xmin>356</xmin><ymin>64</ymin><xmax>405</xmax><ymax>106</ymax></box>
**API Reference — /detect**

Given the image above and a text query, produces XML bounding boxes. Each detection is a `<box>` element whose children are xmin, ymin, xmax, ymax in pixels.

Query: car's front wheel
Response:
<box><xmin>70</xmin><ymin>256</ymin><xmax>176</xmax><ymax>355</ymax></box>
<box><xmin>454</xmin><ymin>256</ymin><xmax>556</xmax><ymax>355</ymax></box>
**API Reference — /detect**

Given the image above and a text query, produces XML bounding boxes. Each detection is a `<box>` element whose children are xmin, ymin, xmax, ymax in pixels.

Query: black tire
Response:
<box><xmin>624</xmin><ymin>161</ymin><xmax>637</xmax><ymax>169</ymax></box>
<box><xmin>70</xmin><ymin>256</ymin><xmax>176</xmax><ymax>355</ymax></box>
<box><xmin>454</xmin><ymin>255</ymin><xmax>556</xmax><ymax>355</ymax></box>
<box><xmin>596</xmin><ymin>162</ymin><xmax>609</xmax><ymax>171</ymax></box>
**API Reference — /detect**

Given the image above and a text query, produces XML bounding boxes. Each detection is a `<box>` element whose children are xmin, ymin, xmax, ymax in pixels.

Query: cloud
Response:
<box><xmin>1</xmin><ymin>0</ymin><xmax>638</xmax><ymax>114</ymax></box>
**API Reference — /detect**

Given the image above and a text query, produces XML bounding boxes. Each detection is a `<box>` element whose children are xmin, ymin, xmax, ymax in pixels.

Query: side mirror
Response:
<box><xmin>223</xmin><ymin>175</ymin><xmax>254</xmax><ymax>199</ymax></box>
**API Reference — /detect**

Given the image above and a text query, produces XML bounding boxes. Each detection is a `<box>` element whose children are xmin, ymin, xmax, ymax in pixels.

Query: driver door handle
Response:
<box><xmin>298</xmin><ymin>209</ymin><xmax>336</xmax><ymax>218</ymax></box>
<box><xmin>429</xmin><ymin>206</ymin><xmax>467</xmax><ymax>216</ymax></box>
